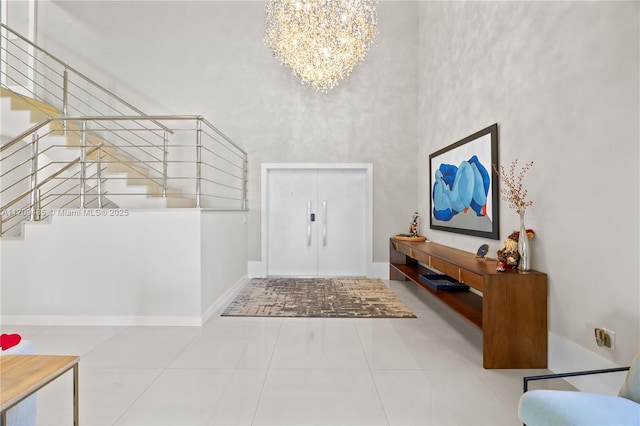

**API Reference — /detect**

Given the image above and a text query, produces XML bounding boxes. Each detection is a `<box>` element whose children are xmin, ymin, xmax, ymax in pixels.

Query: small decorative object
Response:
<box><xmin>494</xmin><ymin>159</ymin><xmax>534</xmax><ymax>271</ymax></box>
<box><xmin>1</xmin><ymin>333</ymin><xmax>22</xmax><ymax>351</ymax></box>
<box><xmin>496</xmin><ymin>232</ymin><xmax>520</xmax><ymax>271</ymax></box>
<box><xmin>394</xmin><ymin>212</ymin><xmax>426</xmax><ymax>242</ymax></box>
<box><xmin>496</xmin><ymin>229</ymin><xmax>535</xmax><ymax>271</ymax></box>
<box><xmin>410</xmin><ymin>212</ymin><xmax>420</xmax><ymax>237</ymax></box>
<box><xmin>476</xmin><ymin>244</ymin><xmax>490</xmax><ymax>259</ymax></box>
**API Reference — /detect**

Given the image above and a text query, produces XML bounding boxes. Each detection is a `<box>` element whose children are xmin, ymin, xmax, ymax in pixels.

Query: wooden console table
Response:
<box><xmin>390</xmin><ymin>238</ymin><xmax>547</xmax><ymax>369</ymax></box>
<box><xmin>0</xmin><ymin>355</ymin><xmax>79</xmax><ymax>425</ymax></box>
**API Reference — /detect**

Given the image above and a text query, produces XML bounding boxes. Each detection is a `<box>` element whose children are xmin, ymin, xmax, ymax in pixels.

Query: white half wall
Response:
<box><xmin>0</xmin><ymin>209</ymin><xmax>248</xmax><ymax>326</ymax></box>
<box><xmin>201</xmin><ymin>209</ymin><xmax>249</xmax><ymax>322</ymax></box>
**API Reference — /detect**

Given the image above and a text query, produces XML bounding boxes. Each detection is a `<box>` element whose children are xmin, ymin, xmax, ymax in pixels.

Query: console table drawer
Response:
<box><xmin>412</xmin><ymin>250</ymin><xmax>430</xmax><ymax>265</ymax></box>
<box><xmin>395</xmin><ymin>242</ymin><xmax>413</xmax><ymax>257</ymax></box>
<box><xmin>430</xmin><ymin>257</ymin><xmax>459</xmax><ymax>279</ymax></box>
<box><xmin>459</xmin><ymin>269</ymin><xmax>484</xmax><ymax>292</ymax></box>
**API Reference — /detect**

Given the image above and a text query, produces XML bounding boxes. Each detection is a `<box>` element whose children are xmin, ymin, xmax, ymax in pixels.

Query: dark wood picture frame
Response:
<box><xmin>429</xmin><ymin>123</ymin><xmax>499</xmax><ymax>239</ymax></box>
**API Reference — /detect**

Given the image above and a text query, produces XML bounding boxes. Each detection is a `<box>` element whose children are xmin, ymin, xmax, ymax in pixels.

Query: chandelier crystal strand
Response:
<box><xmin>264</xmin><ymin>0</ymin><xmax>378</xmax><ymax>92</ymax></box>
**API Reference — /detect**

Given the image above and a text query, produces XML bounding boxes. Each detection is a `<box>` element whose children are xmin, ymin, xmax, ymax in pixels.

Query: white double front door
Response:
<box><xmin>264</xmin><ymin>166</ymin><xmax>370</xmax><ymax>277</ymax></box>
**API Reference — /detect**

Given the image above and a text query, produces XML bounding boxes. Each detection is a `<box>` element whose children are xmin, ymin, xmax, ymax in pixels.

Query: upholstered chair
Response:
<box><xmin>518</xmin><ymin>346</ymin><xmax>640</xmax><ymax>425</ymax></box>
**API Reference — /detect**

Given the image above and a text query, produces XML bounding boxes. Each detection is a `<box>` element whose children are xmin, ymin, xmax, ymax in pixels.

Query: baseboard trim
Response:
<box><xmin>248</xmin><ymin>261</ymin><xmax>264</xmax><ymax>278</ymax></box>
<box><xmin>2</xmin><ymin>276</ymin><xmax>251</xmax><ymax>327</ymax></box>
<box><xmin>371</xmin><ymin>262</ymin><xmax>389</xmax><ymax>279</ymax></box>
<box><xmin>248</xmin><ymin>261</ymin><xmax>388</xmax><ymax>279</ymax></box>
<box><xmin>549</xmin><ymin>331</ymin><xmax>625</xmax><ymax>394</ymax></box>
<box><xmin>0</xmin><ymin>315</ymin><xmax>202</xmax><ymax>327</ymax></box>
<box><xmin>200</xmin><ymin>274</ymin><xmax>249</xmax><ymax>323</ymax></box>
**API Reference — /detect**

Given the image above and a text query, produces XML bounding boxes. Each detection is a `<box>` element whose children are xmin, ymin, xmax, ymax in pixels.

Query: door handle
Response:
<box><xmin>322</xmin><ymin>200</ymin><xmax>327</xmax><ymax>246</ymax></box>
<box><xmin>307</xmin><ymin>200</ymin><xmax>312</xmax><ymax>246</ymax></box>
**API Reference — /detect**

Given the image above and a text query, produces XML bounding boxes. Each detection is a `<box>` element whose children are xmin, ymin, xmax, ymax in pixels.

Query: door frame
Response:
<box><xmin>261</xmin><ymin>163</ymin><xmax>374</xmax><ymax>278</ymax></box>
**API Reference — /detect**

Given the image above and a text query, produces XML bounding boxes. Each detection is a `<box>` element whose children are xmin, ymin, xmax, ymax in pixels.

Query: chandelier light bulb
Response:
<box><xmin>264</xmin><ymin>0</ymin><xmax>378</xmax><ymax>92</ymax></box>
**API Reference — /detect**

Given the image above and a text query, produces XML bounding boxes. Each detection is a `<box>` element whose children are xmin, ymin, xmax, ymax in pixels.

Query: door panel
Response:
<box><xmin>267</xmin><ymin>169</ymin><xmax>318</xmax><ymax>275</ymax></box>
<box><xmin>317</xmin><ymin>170</ymin><xmax>366</xmax><ymax>276</ymax></box>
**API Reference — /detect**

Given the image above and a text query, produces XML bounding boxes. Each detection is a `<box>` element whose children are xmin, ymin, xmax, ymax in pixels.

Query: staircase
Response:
<box><xmin>0</xmin><ymin>88</ymin><xmax>197</xmax><ymax>236</ymax></box>
<box><xmin>1</xmin><ymin>88</ymin><xmax>195</xmax><ymax>207</ymax></box>
<box><xmin>0</xmin><ymin>24</ymin><xmax>247</xmax><ymax>238</ymax></box>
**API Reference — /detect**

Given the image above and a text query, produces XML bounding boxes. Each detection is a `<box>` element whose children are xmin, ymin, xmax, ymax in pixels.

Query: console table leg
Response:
<box><xmin>73</xmin><ymin>364</ymin><xmax>79</xmax><ymax>426</ymax></box>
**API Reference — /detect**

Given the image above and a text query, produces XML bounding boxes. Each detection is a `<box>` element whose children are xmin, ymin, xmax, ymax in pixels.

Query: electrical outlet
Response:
<box><xmin>605</xmin><ymin>328</ymin><xmax>616</xmax><ymax>350</ymax></box>
<box><xmin>595</xmin><ymin>327</ymin><xmax>615</xmax><ymax>350</ymax></box>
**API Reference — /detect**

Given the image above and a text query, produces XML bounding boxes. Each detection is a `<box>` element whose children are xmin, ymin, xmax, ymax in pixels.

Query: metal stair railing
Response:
<box><xmin>0</xmin><ymin>23</ymin><xmax>170</xmax><ymax>132</ymax></box>
<box><xmin>0</xmin><ymin>23</ymin><xmax>248</xmax><ymax>238</ymax></box>
<box><xmin>0</xmin><ymin>139</ymin><xmax>106</xmax><ymax>236</ymax></box>
<box><xmin>0</xmin><ymin>23</ymin><xmax>173</xmax><ymax>173</ymax></box>
<box><xmin>0</xmin><ymin>115</ymin><xmax>248</xmax><ymax>237</ymax></box>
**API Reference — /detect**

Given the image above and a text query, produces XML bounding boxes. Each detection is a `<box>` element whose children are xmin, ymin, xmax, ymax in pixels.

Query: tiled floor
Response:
<box><xmin>2</xmin><ymin>280</ymin><xmax>571</xmax><ymax>425</ymax></box>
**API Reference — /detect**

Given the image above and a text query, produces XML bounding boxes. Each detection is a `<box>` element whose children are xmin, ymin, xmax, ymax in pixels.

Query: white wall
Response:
<box><xmin>34</xmin><ymin>1</ymin><xmax>420</xmax><ymax>264</ymax></box>
<box><xmin>417</xmin><ymin>1</ymin><xmax>639</xmax><ymax>370</ymax></box>
<box><xmin>1</xmin><ymin>209</ymin><xmax>248</xmax><ymax>325</ymax></box>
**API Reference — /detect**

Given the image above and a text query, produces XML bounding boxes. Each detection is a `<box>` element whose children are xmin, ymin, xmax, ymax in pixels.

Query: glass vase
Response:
<box><xmin>518</xmin><ymin>211</ymin><xmax>530</xmax><ymax>271</ymax></box>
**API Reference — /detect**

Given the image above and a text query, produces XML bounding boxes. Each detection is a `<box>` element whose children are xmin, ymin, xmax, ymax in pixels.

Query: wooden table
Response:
<box><xmin>390</xmin><ymin>238</ymin><xmax>548</xmax><ymax>369</ymax></box>
<box><xmin>0</xmin><ymin>355</ymin><xmax>79</xmax><ymax>425</ymax></box>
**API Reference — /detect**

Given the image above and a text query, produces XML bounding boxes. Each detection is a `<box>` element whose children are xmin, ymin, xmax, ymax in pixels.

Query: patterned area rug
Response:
<box><xmin>222</xmin><ymin>277</ymin><xmax>416</xmax><ymax>318</ymax></box>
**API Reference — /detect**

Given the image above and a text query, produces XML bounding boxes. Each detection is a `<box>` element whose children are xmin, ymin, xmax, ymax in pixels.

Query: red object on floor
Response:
<box><xmin>1</xmin><ymin>333</ymin><xmax>22</xmax><ymax>350</ymax></box>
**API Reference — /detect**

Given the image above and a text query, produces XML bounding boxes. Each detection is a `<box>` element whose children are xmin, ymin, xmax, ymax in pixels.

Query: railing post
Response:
<box><xmin>96</xmin><ymin>146</ymin><xmax>103</xmax><ymax>209</ymax></box>
<box><xmin>35</xmin><ymin>189</ymin><xmax>42</xmax><ymax>221</ymax></box>
<box><xmin>79</xmin><ymin>121</ymin><xmax>87</xmax><ymax>209</ymax></box>
<box><xmin>243</xmin><ymin>154</ymin><xmax>248</xmax><ymax>210</ymax></box>
<box><xmin>195</xmin><ymin>119</ymin><xmax>202</xmax><ymax>208</ymax></box>
<box><xmin>29</xmin><ymin>133</ymin><xmax>39</xmax><ymax>221</ymax></box>
<box><xmin>162</xmin><ymin>131</ymin><xmax>168</xmax><ymax>198</ymax></box>
<box><xmin>62</xmin><ymin>68</ymin><xmax>69</xmax><ymax>134</ymax></box>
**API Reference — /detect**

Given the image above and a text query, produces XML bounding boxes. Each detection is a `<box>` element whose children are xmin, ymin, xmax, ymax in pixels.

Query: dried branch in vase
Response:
<box><xmin>493</xmin><ymin>159</ymin><xmax>534</xmax><ymax>215</ymax></box>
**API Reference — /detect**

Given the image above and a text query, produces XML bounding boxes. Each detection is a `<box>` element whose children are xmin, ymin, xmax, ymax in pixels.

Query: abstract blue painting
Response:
<box><xmin>429</xmin><ymin>124</ymin><xmax>499</xmax><ymax>239</ymax></box>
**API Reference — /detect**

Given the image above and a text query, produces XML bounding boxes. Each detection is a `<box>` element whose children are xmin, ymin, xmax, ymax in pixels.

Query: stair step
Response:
<box><xmin>1</xmin><ymin>98</ymin><xmax>45</xmax><ymax>138</ymax></box>
<box><xmin>0</xmin><ymin>87</ymin><xmax>59</xmax><ymax>121</ymax></box>
<box><xmin>167</xmin><ymin>197</ymin><xmax>197</xmax><ymax>208</ymax></box>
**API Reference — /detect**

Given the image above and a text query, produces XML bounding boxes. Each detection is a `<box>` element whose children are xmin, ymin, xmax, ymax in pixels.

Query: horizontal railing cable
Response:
<box><xmin>1</xmin><ymin>115</ymin><xmax>247</xmax><ymax>235</ymax></box>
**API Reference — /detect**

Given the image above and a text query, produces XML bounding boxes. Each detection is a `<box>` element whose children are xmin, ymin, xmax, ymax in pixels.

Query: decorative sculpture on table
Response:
<box><xmin>410</xmin><ymin>212</ymin><xmax>420</xmax><ymax>237</ymax></box>
<box><xmin>496</xmin><ymin>232</ymin><xmax>520</xmax><ymax>271</ymax></box>
<box><xmin>496</xmin><ymin>229</ymin><xmax>535</xmax><ymax>271</ymax></box>
<box><xmin>394</xmin><ymin>212</ymin><xmax>426</xmax><ymax>242</ymax></box>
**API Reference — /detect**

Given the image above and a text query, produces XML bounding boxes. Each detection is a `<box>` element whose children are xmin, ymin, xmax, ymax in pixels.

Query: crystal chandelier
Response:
<box><xmin>264</xmin><ymin>0</ymin><xmax>378</xmax><ymax>92</ymax></box>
